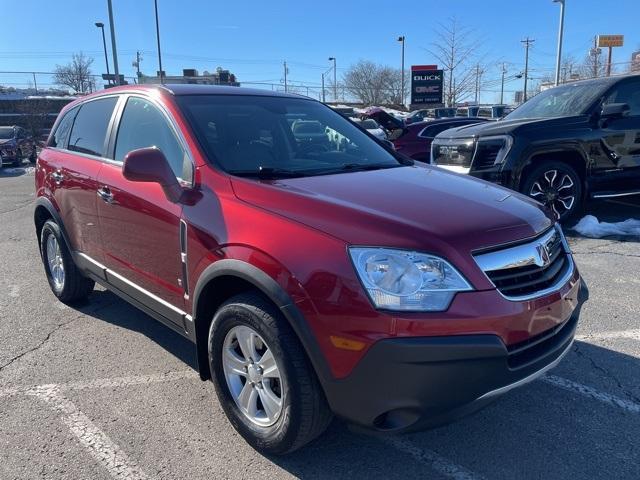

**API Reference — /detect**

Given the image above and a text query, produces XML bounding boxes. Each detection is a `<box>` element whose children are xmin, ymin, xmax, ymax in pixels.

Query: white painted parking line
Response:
<box><xmin>27</xmin><ymin>385</ymin><xmax>149</xmax><ymax>480</ymax></box>
<box><xmin>576</xmin><ymin>329</ymin><xmax>640</xmax><ymax>342</ymax></box>
<box><xmin>0</xmin><ymin>370</ymin><xmax>197</xmax><ymax>399</ymax></box>
<box><xmin>542</xmin><ymin>375</ymin><xmax>640</xmax><ymax>414</ymax></box>
<box><xmin>381</xmin><ymin>436</ymin><xmax>486</xmax><ymax>480</ymax></box>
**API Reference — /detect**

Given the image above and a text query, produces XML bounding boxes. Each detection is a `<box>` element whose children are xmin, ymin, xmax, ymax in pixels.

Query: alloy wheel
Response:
<box><xmin>46</xmin><ymin>235</ymin><xmax>65</xmax><ymax>289</ymax></box>
<box><xmin>529</xmin><ymin>169</ymin><xmax>576</xmax><ymax>218</ymax></box>
<box><xmin>222</xmin><ymin>325</ymin><xmax>284</xmax><ymax>427</ymax></box>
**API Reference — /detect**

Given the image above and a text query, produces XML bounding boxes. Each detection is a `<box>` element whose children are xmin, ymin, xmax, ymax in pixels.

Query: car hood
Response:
<box><xmin>231</xmin><ymin>165</ymin><xmax>553</xmax><ymax>263</ymax></box>
<box><xmin>435</xmin><ymin>115</ymin><xmax>589</xmax><ymax>140</ymax></box>
<box><xmin>0</xmin><ymin>139</ymin><xmax>16</xmax><ymax>146</ymax></box>
<box><xmin>362</xmin><ymin>107</ymin><xmax>406</xmax><ymax>132</ymax></box>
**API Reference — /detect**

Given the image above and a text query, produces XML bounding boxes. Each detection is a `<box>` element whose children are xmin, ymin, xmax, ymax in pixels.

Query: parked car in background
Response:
<box><xmin>405</xmin><ymin>109</ymin><xmax>431</xmax><ymax>124</ymax></box>
<box><xmin>432</xmin><ymin>75</ymin><xmax>640</xmax><ymax>221</ymax></box>
<box><xmin>0</xmin><ymin>126</ymin><xmax>37</xmax><ymax>167</ymax></box>
<box><xmin>364</xmin><ymin>108</ymin><xmax>488</xmax><ymax>162</ymax></box>
<box><xmin>397</xmin><ymin>118</ymin><xmax>489</xmax><ymax>162</ymax></box>
<box><xmin>458</xmin><ymin>105</ymin><xmax>513</xmax><ymax>119</ymax></box>
<box><xmin>35</xmin><ymin>84</ymin><xmax>586</xmax><ymax>454</ymax></box>
<box><xmin>352</xmin><ymin>118</ymin><xmax>387</xmax><ymax>140</ymax></box>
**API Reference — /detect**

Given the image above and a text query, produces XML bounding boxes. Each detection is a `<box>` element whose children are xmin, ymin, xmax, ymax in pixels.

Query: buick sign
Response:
<box><xmin>411</xmin><ymin>66</ymin><xmax>444</xmax><ymax>105</ymax></box>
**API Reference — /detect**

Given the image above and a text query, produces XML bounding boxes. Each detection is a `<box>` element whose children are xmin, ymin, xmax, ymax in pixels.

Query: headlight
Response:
<box><xmin>474</xmin><ymin>135</ymin><xmax>513</xmax><ymax>168</ymax></box>
<box><xmin>349</xmin><ymin>247</ymin><xmax>473</xmax><ymax>311</ymax></box>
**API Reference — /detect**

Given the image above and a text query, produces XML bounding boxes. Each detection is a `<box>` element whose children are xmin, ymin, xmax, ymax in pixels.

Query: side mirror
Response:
<box><xmin>601</xmin><ymin>102</ymin><xmax>630</xmax><ymax>119</ymax></box>
<box><xmin>123</xmin><ymin>147</ymin><xmax>182</xmax><ymax>202</ymax></box>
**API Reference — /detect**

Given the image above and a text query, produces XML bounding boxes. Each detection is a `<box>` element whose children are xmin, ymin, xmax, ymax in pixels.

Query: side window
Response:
<box><xmin>603</xmin><ymin>80</ymin><xmax>640</xmax><ymax>116</ymax></box>
<box><xmin>115</xmin><ymin>97</ymin><xmax>192</xmax><ymax>181</ymax></box>
<box><xmin>49</xmin><ymin>106</ymin><xmax>79</xmax><ymax>149</ymax></box>
<box><xmin>68</xmin><ymin>97</ymin><xmax>118</xmax><ymax>156</ymax></box>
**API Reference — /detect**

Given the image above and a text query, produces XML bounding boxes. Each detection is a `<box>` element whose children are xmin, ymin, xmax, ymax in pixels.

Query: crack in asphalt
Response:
<box><xmin>571</xmin><ymin>251</ymin><xmax>640</xmax><ymax>258</ymax></box>
<box><xmin>0</xmin><ymin>299</ymin><xmax>118</xmax><ymax>375</ymax></box>
<box><xmin>573</xmin><ymin>343</ymin><xmax>640</xmax><ymax>404</ymax></box>
<box><xmin>0</xmin><ymin>200</ymin><xmax>34</xmax><ymax>216</ymax></box>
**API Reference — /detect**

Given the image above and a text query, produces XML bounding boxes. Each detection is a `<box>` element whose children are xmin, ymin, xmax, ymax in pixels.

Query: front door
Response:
<box><xmin>96</xmin><ymin>95</ymin><xmax>194</xmax><ymax>324</ymax></box>
<box><xmin>597</xmin><ymin>77</ymin><xmax>640</xmax><ymax>193</ymax></box>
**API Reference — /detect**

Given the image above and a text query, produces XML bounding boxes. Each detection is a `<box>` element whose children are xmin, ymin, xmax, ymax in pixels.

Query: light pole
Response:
<box><xmin>95</xmin><ymin>22</ymin><xmax>111</xmax><ymax>85</ymax></box>
<box><xmin>154</xmin><ymin>0</ymin><xmax>164</xmax><ymax>84</ymax></box>
<box><xmin>106</xmin><ymin>0</ymin><xmax>120</xmax><ymax>85</ymax></box>
<box><xmin>500</xmin><ymin>63</ymin><xmax>506</xmax><ymax>104</ymax></box>
<box><xmin>328</xmin><ymin>57</ymin><xmax>337</xmax><ymax>103</ymax></box>
<box><xmin>398</xmin><ymin>36</ymin><xmax>405</xmax><ymax>106</ymax></box>
<box><xmin>553</xmin><ymin>0</ymin><xmax>565</xmax><ymax>86</ymax></box>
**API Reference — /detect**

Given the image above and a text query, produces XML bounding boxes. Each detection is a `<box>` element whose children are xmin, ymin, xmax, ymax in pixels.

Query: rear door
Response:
<box><xmin>597</xmin><ymin>77</ymin><xmax>640</xmax><ymax>193</ymax></box>
<box><xmin>44</xmin><ymin>97</ymin><xmax>118</xmax><ymax>262</ymax></box>
<box><xmin>96</xmin><ymin>95</ymin><xmax>194</xmax><ymax>323</ymax></box>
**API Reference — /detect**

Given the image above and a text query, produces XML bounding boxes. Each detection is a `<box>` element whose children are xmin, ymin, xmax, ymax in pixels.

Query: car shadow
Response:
<box><xmin>72</xmin><ymin>289</ymin><xmax>640</xmax><ymax>479</ymax></box>
<box><xmin>74</xmin><ymin>289</ymin><xmax>197</xmax><ymax>370</ymax></box>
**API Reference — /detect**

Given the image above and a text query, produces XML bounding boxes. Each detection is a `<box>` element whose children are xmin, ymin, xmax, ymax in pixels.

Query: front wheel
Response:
<box><xmin>208</xmin><ymin>292</ymin><xmax>332</xmax><ymax>454</ymax></box>
<box><xmin>521</xmin><ymin>161</ymin><xmax>582</xmax><ymax>222</ymax></box>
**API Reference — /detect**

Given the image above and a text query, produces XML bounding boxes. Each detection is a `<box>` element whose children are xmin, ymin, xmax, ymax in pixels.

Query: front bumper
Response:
<box><xmin>322</xmin><ymin>279</ymin><xmax>588</xmax><ymax>432</ymax></box>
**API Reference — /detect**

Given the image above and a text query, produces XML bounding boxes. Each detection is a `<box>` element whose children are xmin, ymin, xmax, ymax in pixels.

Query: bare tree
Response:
<box><xmin>580</xmin><ymin>46</ymin><xmax>607</xmax><ymax>79</ymax></box>
<box><xmin>560</xmin><ymin>55</ymin><xmax>580</xmax><ymax>83</ymax></box>
<box><xmin>630</xmin><ymin>47</ymin><xmax>640</xmax><ymax>73</ymax></box>
<box><xmin>54</xmin><ymin>53</ymin><xmax>96</xmax><ymax>93</ymax></box>
<box><xmin>342</xmin><ymin>61</ymin><xmax>390</xmax><ymax>105</ymax></box>
<box><xmin>426</xmin><ymin>17</ymin><xmax>482</xmax><ymax>106</ymax></box>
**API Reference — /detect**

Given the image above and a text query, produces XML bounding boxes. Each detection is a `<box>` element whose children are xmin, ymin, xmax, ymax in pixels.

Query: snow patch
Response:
<box><xmin>572</xmin><ymin>215</ymin><xmax>640</xmax><ymax>238</ymax></box>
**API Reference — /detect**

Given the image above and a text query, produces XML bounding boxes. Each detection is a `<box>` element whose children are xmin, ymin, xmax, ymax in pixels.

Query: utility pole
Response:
<box><xmin>590</xmin><ymin>36</ymin><xmax>601</xmax><ymax>78</ymax></box>
<box><xmin>32</xmin><ymin>73</ymin><xmax>38</xmax><ymax>94</ymax></box>
<box><xmin>474</xmin><ymin>64</ymin><xmax>483</xmax><ymax>104</ymax></box>
<box><xmin>321</xmin><ymin>73</ymin><xmax>325</xmax><ymax>102</ymax></box>
<box><xmin>283</xmin><ymin>61</ymin><xmax>288</xmax><ymax>92</ymax></box>
<box><xmin>106</xmin><ymin>0</ymin><xmax>120</xmax><ymax>86</ymax></box>
<box><xmin>553</xmin><ymin>0</ymin><xmax>565</xmax><ymax>86</ymax></box>
<box><xmin>398</xmin><ymin>36</ymin><xmax>405</xmax><ymax>106</ymax></box>
<box><xmin>328</xmin><ymin>57</ymin><xmax>337</xmax><ymax>103</ymax></box>
<box><xmin>154</xmin><ymin>0</ymin><xmax>163</xmax><ymax>84</ymax></box>
<box><xmin>133</xmin><ymin>51</ymin><xmax>142</xmax><ymax>78</ymax></box>
<box><xmin>521</xmin><ymin>37</ymin><xmax>534</xmax><ymax>101</ymax></box>
<box><xmin>500</xmin><ymin>63</ymin><xmax>506</xmax><ymax>105</ymax></box>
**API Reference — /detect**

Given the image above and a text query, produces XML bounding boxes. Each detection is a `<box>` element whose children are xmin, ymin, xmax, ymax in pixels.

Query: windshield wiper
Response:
<box><xmin>329</xmin><ymin>162</ymin><xmax>403</xmax><ymax>173</ymax></box>
<box><xmin>228</xmin><ymin>166</ymin><xmax>307</xmax><ymax>179</ymax></box>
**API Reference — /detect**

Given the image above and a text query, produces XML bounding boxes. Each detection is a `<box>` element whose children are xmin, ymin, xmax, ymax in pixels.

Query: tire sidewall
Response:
<box><xmin>208</xmin><ymin>302</ymin><xmax>300</xmax><ymax>453</ymax></box>
<box><xmin>522</xmin><ymin>161</ymin><xmax>583</xmax><ymax>222</ymax></box>
<box><xmin>40</xmin><ymin>220</ymin><xmax>68</xmax><ymax>297</ymax></box>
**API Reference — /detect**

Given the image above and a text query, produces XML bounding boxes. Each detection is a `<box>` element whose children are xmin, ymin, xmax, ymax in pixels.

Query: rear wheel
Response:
<box><xmin>208</xmin><ymin>292</ymin><xmax>332</xmax><ymax>454</ymax></box>
<box><xmin>521</xmin><ymin>161</ymin><xmax>582</xmax><ymax>222</ymax></box>
<box><xmin>40</xmin><ymin>220</ymin><xmax>94</xmax><ymax>303</ymax></box>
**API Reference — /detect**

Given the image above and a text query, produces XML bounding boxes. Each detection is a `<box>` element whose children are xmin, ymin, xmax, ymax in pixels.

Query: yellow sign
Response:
<box><xmin>597</xmin><ymin>35</ymin><xmax>624</xmax><ymax>48</ymax></box>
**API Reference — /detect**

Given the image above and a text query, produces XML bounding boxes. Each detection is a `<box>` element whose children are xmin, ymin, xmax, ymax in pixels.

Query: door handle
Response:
<box><xmin>97</xmin><ymin>186</ymin><xmax>114</xmax><ymax>204</ymax></box>
<box><xmin>51</xmin><ymin>171</ymin><xmax>64</xmax><ymax>184</ymax></box>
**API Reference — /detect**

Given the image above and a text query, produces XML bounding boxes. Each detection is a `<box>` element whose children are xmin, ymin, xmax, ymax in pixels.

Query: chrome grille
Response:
<box><xmin>474</xmin><ymin>226</ymin><xmax>573</xmax><ymax>300</ymax></box>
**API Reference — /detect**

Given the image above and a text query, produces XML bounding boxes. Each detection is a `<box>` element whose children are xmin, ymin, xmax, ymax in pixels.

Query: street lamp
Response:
<box><xmin>328</xmin><ymin>57</ymin><xmax>337</xmax><ymax>103</ymax></box>
<box><xmin>106</xmin><ymin>0</ymin><xmax>120</xmax><ymax>85</ymax></box>
<box><xmin>398</xmin><ymin>36</ymin><xmax>405</xmax><ymax>106</ymax></box>
<box><xmin>94</xmin><ymin>22</ymin><xmax>111</xmax><ymax>85</ymax></box>
<box><xmin>553</xmin><ymin>0</ymin><xmax>565</xmax><ymax>86</ymax></box>
<box><xmin>154</xmin><ymin>0</ymin><xmax>164</xmax><ymax>84</ymax></box>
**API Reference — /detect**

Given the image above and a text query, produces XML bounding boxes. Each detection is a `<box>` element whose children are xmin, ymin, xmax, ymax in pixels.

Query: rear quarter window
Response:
<box><xmin>48</xmin><ymin>106</ymin><xmax>79</xmax><ymax>149</ymax></box>
<box><xmin>67</xmin><ymin>97</ymin><xmax>118</xmax><ymax>157</ymax></box>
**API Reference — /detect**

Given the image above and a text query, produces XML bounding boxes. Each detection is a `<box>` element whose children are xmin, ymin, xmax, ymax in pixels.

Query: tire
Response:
<box><xmin>208</xmin><ymin>292</ymin><xmax>332</xmax><ymax>454</ymax></box>
<box><xmin>520</xmin><ymin>161</ymin><xmax>583</xmax><ymax>223</ymax></box>
<box><xmin>40</xmin><ymin>220</ymin><xmax>95</xmax><ymax>303</ymax></box>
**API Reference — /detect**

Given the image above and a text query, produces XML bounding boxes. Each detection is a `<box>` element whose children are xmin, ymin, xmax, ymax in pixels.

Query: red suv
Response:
<box><xmin>35</xmin><ymin>85</ymin><xmax>587</xmax><ymax>454</ymax></box>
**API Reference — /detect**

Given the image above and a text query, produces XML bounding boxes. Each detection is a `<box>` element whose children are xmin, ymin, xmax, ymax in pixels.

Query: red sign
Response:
<box><xmin>411</xmin><ymin>65</ymin><xmax>438</xmax><ymax>71</ymax></box>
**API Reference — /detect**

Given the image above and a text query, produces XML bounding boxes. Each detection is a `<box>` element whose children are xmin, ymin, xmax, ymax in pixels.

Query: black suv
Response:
<box><xmin>431</xmin><ymin>75</ymin><xmax>640</xmax><ymax>220</ymax></box>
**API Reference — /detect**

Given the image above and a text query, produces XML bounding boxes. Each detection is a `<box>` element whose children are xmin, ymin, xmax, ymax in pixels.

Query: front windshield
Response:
<box><xmin>0</xmin><ymin>127</ymin><xmax>14</xmax><ymax>139</ymax></box>
<box><xmin>506</xmin><ymin>82</ymin><xmax>606</xmax><ymax>120</ymax></box>
<box><xmin>177</xmin><ymin>95</ymin><xmax>402</xmax><ymax>178</ymax></box>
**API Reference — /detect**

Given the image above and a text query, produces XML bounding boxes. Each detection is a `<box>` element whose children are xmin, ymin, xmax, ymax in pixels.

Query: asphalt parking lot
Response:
<box><xmin>1</xmin><ymin>166</ymin><xmax>639</xmax><ymax>480</ymax></box>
